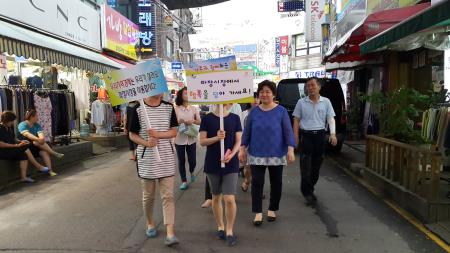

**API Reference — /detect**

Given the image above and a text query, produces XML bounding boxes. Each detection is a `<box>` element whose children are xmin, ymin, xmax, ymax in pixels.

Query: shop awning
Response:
<box><xmin>360</xmin><ymin>0</ymin><xmax>450</xmax><ymax>55</ymax></box>
<box><xmin>0</xmin><ymin>19</ymin><xmax>124</xmax><ymax>73</ymax></box>
<box><xmin>103</xmin><ymin>54</ymin><xmax>135</xmax><ymax>68</ymax></box>
<box><xmin>161</xmin><ymin>0</ymin><xmax>229</xmax><ymax>10</ymax></box>
<box><xmin>324</xmin><ymin>3</ymin><xmax>430</xmax><ymax>64</ymax></box>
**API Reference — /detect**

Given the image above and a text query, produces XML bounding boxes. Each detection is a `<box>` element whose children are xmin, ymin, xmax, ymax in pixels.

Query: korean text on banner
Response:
<box><xmin>280</xmin><ymin>36</ymin><xmax>289</xmax><ymax>55</ymax></box>
<box><xmin>102</xmin><ymin>5</ymin><xmax>140</xmax><ymax>60</ymax></box>
<box><xmin>185</xmin><ymin>56</ymin><xmax>237</xmax><ymax>76</ymax></box>
<box><xmin>104</xmin><ymin>59</ymin><xmax>169</xmax><ymax>106</ymax></box>
<box><xmin>305</xmin><ymin>0</ymin><xmax>326</xmax><ymax>42</ymax></box>
<box><xmin>186</xmin><ymin>70</ymin><xmax>254</xmax><ymax>105</ymax></box>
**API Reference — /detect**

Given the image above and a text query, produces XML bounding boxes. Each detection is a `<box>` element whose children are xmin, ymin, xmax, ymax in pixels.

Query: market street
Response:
<box><xmin>0</xmin><ymin>147</ymin><xmax>444</xmax><ymax>253</ymax></box>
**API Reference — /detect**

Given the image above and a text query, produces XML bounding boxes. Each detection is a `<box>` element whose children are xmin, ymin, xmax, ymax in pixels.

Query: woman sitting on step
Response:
<box><xmin>0</xmin><ymin>111</ymin><xmax>50</xmax><ymax>183</ymax></box>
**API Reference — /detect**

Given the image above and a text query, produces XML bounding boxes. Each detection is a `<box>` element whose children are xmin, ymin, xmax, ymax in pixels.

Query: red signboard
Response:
<box><xmin>279</xmin><ymin>36</ymin><xmax>289</xmax><ymax>55</ymax></box>
<box><xmin>102</xmin><ymin>5</ymin><xmax>140</xmax><ymax>60</ymax></box>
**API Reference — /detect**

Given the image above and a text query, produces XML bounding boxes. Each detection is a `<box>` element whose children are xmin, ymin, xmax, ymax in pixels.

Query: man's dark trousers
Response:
<box><xmin>299</xmin><ymin>130</ymin><xmax>326</xmax><ymax>197</ymax></box>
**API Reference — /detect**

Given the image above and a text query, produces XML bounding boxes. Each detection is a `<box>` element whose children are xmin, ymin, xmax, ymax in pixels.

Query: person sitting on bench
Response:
<box><xmin>0</xmin><ymin>111</ymin><xmax>50</xmax><ymax>183</ymax></box>
<box><xmin>18</xmin><ymin>109</ymin><xmax>64</xmax><ymax>177</ymax></box>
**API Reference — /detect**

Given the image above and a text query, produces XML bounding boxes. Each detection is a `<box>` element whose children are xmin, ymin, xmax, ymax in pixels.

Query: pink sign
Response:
<box><xmin>102</xmin><ymin>5</ymin><xmax>140</xmax><ymax>60</ymax></box>
<box><xmin>279</xmin><ymin>36</ymin><xmax>289</xmax><ymax>55</ymax></box>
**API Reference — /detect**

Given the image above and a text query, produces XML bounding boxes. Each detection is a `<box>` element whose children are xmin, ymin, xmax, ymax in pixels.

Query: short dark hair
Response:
<box><xmin>306</xmin><ymin>77</ymin><xmax>321</xmax><ymax>86</ymax></box>
<box><xmin>25</xmin><ymin>109</ymin><xmax>37</xmax><ymax>121</ymax></box>
<box><xmin>1</xmin><ymin>111</ymin><xmax>17</xmax><ymax>124</ymax></box>
<box><xmin>257</xmin><ymin>80</ymin><xmax>277</xmax><ymax>96</ymax></box>
<box><xmin>175</xmin><ymin>87</ymin><xmax>187</xmax><ymax>106</ymax></box>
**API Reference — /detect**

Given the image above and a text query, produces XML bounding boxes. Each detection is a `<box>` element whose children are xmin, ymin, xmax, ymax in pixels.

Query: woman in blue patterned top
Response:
<box><xmin>239</xmin><ymin>80</ymin><xmax>296</xmax><ymax>226</ymax></box>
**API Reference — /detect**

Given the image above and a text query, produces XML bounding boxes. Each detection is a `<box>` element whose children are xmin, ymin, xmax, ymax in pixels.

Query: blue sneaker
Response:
<box><xmin>165</xmin><ymin>236</ymin><xmax>179</xmax><ymax>246</ymax></box>
<box><xmin>179</xmin><ymin>182</ymin><xmax>188</xmax><ymax>190</ymax></box>
<box><xmin>39</xmin><ymin>167</ymin><xmax>49</xmax><ymax>173</ymax></box>
<box><xmin>146</xmin><ymin>227</ymin><xmax>157</xmax><ymax>238</ymax></box>
<box><xmin>190</xmin><ymin>175</ymin><xmax>197</xmax><ymax>183</ymax></box>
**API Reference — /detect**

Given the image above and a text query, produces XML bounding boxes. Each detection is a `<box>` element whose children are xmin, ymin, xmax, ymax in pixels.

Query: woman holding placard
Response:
<box><xmin>128</xmin><ymin>95</ymin><xmax>180</xmax><ymax>247</ymax></box>
<box><xmin>239</xmin><ymin>80</ymin><xmax>296</xmax><ymax>226</ymax></box>
<box><xmin>199</xmin><ymin>103</ymin><xmax>242</xmax><ymax>247</ymax></box>
<box><xmin>174</xmin><ymin>87</ymin><xmax>201</xmax><ymax>190</ymax></box>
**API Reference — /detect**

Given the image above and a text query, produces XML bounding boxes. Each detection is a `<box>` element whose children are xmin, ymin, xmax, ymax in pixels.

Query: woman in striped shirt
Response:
<box><xmin>128</xmin><ymin>94</ymin><xmax>180</xmax><ymax>247</ymax></box>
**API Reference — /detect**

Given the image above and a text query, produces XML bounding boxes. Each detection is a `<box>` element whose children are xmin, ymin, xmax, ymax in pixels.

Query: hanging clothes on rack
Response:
<box><xmin>422</xmin><ymin>106</ymin><xmax>450</xmax><ymax>148</ymax></box>
<box><xmin>34</xmin><ymin>91</ymin><xmax>53</xmax><ymax>142</ymax></box>
<box><xmin>0</xmin><ymin>86</ymin><xmax>77</xmax><ymax>142</ymax></box>
<box><xmin>91</xmin><ymin>99</ymin><xmax>115</xmax><ymax>135</ymax></box>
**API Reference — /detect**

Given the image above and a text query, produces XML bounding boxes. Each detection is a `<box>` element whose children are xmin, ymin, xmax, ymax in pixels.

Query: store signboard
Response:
<box><xmin>136</xmin><ymin>0</ymin><xmax>156</xmax><ymax>58</ymax></box>
<box><xmin>171</xmin><ymin>62</ymin><xmax>183</xmax><ymax>73</ymax></box>
<box><xmin>104</xmin><ymin>59</ymin><xmax>169</xmax><ymax>106</ymax></box>
<box><xmin>305</xmin><ymin>0</ymin><xmax>326</xmax><ymax>42</ymax></box>
<box><xmin>336</xmin><ymin>0</ymin><xmax>366</xmax><ymax>40</ymax></box>
<box><xmin>289</xmin><ymin>67</ymin><xmax>337</xmax><ymax>79</ymax></box>
<box><xmin>101</xmin><ymin>5</ymin><xmax>140</xmax><ymax>60</ymax></box>
<box><xmin>275</xmin><ymin>37</ymin><xmax>281</xmax><ymax>67</ymax></box>
<box><xmin>366</xmin><ymin>0</ymin><xmax>417</xmax><ymax>15</ymax></box>
<box><xmin>445</xmin><ymin>49</ymin><xmax>450</xmax><ymax>92</ymax></box>
<box><xmin>278</xmin><ymin>1</ymin><xmax>305</xmax><ymax>12</ymax></box>
<box><xmin>185</xmin><ymin>56</ymin><xmax>237</xmax><ymax>76</ymax></box>
<box><xmin>186</xmin><ymin>70</ymin><xmax>254</xmax><ymax>104</ymax></box>
<box><xmin>0</xmin><ymin>0</ymin><xmax>101</xmax><ymax>50</ymax></box>
<box><xmin>280</xmin><ymin>36</ymin><xmax>289</xmax><ymax>55</ymax></box>
<box><xmin>280</xmin><ymin>55</ymin><xmax>289</xmax><ymax>73</ymax></box>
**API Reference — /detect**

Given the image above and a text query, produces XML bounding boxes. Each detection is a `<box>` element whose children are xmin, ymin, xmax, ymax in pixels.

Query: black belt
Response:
<box><xmin>300</xmin><ymin>129</ymin><xmax>325</xmax><ymax>135</ymax></box>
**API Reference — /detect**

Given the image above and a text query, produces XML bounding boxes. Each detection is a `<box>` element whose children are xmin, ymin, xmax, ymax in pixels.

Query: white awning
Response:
<box><xmin>0</xmin><ymin>19</ymin><xmax>124</xmax><ymax>72</ymax></box>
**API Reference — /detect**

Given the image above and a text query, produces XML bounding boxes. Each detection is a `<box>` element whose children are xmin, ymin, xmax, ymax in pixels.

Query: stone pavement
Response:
<box><xmin>0</xmin><ymin>146</ymin><xmax>445</xmax><ymax>253</ymax></box>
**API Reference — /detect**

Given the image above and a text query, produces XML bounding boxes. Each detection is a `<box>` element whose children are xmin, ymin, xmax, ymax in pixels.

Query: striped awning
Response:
<box><xmin>0</xmin><ymin>19</ymin><xmax>124</xmax><ymax>73</ymax></box>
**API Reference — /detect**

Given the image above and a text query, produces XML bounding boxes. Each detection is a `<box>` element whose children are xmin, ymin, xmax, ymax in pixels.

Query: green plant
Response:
<box><xmin>360</xmin><ymin>87</ymin><xmax>429</xmax><ymax>144</ymax></box>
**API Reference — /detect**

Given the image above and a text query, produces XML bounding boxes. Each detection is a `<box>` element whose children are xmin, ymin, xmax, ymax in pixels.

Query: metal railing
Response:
<box><xmin>366</xmin><ymin>135</ymin><xmax>443</xmax><ymax>201</ymax></box>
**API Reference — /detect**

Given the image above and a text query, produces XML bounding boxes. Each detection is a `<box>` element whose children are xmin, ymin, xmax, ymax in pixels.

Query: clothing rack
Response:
<box><xmin>0</xmin><ymin>86</ymin><xmax>77</xmax><ymax>145</ymax></box>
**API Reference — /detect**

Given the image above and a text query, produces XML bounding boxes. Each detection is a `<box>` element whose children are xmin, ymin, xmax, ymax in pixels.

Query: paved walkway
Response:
<box><xmin>0</xmin><ymin>146</ymin><xmax>445</xmax><ymax>253</ymax></box>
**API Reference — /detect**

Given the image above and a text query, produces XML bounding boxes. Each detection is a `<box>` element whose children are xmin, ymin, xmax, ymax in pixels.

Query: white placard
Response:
<box><xmin>186</xmin><ymin>70</ymin><xmax>254</xmax><ymax>104</ymax></box>
<box><xmin>305</xmin><ymin>0</ymin><xmax>326</xmax><ymax>42</ymax></box>
<box><xmin>0</xmin><ymin>0</ymin><xmax>101</xmax><ymax>50</ymax></box>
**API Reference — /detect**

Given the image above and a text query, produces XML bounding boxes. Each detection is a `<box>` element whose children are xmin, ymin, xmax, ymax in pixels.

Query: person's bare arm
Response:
<box><xmin>293</xmin><ymin>117</ymin><xmax>300</xmax><ymax>146</ymax></box>
<box><xmin>22</xmin><ymin>131</ymin><xmax>44</xmax><ymax>144</ymax></box>
<box><xmin>129</xmin><ymin>132</ymin><xmax>156</xmax><ymax>147</ymax></box>
<box><xmin>199</xmin><ymin>131</ymin><xmax>223</xmax><ymax>147</ymax></box>
<box><xmin>0</xmin><ymin>140</ymin><xmax>24</xmax><ymax>148</ymax></box>
<box><xmin>224</xmin><ymin>132</ymin><xmax>242</xmax><ymax>163</ymax></box>
<box><xmin>147</xmin><ymin>128</ymin><xmax>177</xmax><ymax>139</ymax></box>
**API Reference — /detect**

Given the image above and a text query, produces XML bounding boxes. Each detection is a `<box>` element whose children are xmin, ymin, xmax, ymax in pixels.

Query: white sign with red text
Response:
<box><xmin>305</xmin><ymin>0</ymin><xmax>326</xmax><ymax>42</ymax></box>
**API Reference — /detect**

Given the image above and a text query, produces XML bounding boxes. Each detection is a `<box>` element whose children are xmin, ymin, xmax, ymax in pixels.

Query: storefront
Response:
<box><xmin>357</xmin><ymin>0</ymin><xmax>450</xmax><ymax>145</ymax></box>
<box><xmin>323</xmin><ymin>3</ymin><xmax>431</xmax><ymax>137</ymax></box>
<box><xmin>0</xmin><ymin>0</ymin><xmax>125</xmax><ymax>144</ymax></box>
